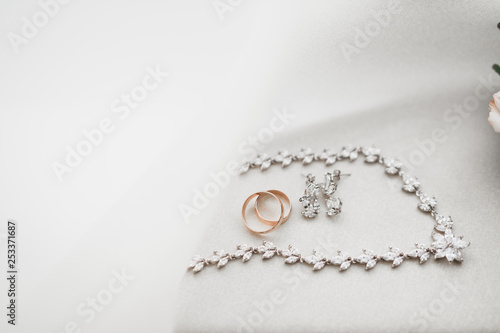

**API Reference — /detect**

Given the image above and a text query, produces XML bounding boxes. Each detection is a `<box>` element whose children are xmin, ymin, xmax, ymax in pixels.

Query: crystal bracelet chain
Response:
<box><xmin>189</xmin><ymin>146</ymin><xmax>470</xmax><ymax>273</ymax></box>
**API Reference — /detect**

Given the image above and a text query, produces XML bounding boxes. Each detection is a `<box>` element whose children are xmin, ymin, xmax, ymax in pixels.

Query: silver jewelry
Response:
<box><xmin>299</xmin><ymin>174</ymin><xmax>320</xmax><ymax>218</ymax></box>
<box><xmin>189</xmin><ymin>145</ymin><xmax>470</xmax><ymax>273</ymax></box>
<box><xmin>322</xmin><ymin>170</ymin><xmax>343</xmax><ymax>217</ymax></box>
<box><xmin>300</xmin><ymin>170</ymin><xmax>345</xmax><ymax>218</ymax></box>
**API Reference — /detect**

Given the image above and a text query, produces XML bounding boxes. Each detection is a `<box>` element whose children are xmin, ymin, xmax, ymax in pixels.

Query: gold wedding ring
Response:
<box><xmin>242</xmin><ymin>190</ymin><xmax>291</xmax><ymax>234</ymax></box>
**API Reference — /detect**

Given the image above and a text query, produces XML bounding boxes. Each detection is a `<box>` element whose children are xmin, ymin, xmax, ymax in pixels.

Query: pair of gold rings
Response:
<box><xmin>242</xmin><ymin>190</ymin><xmax>292</xmax><ymax>234</ymax></box>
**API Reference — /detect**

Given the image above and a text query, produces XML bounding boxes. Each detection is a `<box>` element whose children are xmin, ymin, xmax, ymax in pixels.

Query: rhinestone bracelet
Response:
<box><xmin>189</xmin><ymin>146</ymin><xmax>470</xmax><ymax>273</ymax></box>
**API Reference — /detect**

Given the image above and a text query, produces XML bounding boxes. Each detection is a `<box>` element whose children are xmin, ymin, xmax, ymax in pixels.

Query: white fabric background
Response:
<box><xmin>0</xmin><ymin>0</ymin><xmax>498</xmax><ymax>332</ymax></box>
<box><xmin>175</xmin><ymin>1</ymin><xmax>500</xmax><ymax>332</ymax></box>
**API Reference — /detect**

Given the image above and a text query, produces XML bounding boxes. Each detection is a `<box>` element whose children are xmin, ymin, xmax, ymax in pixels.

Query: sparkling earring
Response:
<box><xmin>299</xmin><ymin>173</ymin><xmax>320</xmax><ymax>218</ymax></box>
<box><xmin>322</xmin><ymin>169</ymin><xmax>343</xmax><ymax>217</ymax></box>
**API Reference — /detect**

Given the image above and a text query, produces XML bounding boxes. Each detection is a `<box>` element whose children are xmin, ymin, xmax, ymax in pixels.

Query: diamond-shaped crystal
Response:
<box><xmin>242</xmin><ymin>252</ymin><xmax>253</xmax><ymax>262</ymax></box>
<box><xmin>193</xmin><ymin>262</ymin><xmax>205</xmax><ymax>273</ymax></box>
<box><xmin>217</xmin><ymin>257</ymin><xmax>229</xmax><ymax>268</ymax></box>
<box><xmin>285</xmin><ymin>256</ymin><xmax>300</xmax><ymax>264</ymax></box>
<box><xmin>302</xmin><ymin>155</ymin><xmax>314</xmax><ymax>165</ymax></box>
<box><xmin>419</xmin><ymin>252</ymin><xmax>430</xmax><ymax>263</ymax></box>
<box><xmin>313</xmin><ymin>261</ymin><xmax>326</xmax><ymax>271</ymax></box>
<box><xmin>282</xmin><ymin>156</ymin><xmax>293</xmax><ymax>167</ymax></box>
<box><xmin>325</xmin><ymin>197</ymin><xmax>342</xmax><ymax>216</ymax></box>
<box><xmin>325</xmin><ymin>156</ymin><xmax>337</xmax><ymax>165</ymax></box>
<box><xmin>261</xmin><ymin>159</ymin><xmax>271</xmax><ymax>170</ymax></box>
<box><xmin>357</xmin><ymin>254</ymin><xmax>370</xmax><ymax>264</ymax></box>
<box><xmin>262</xmin><ymin>251</ymin><xmax>275</xmax><ymax>259</ymax></box>
<box><xmin>382</xmin><ymin>252</ymin><xmax>396</xmax><ymax>261</ymax></box>
<box><xmin>392</xmin><ymin>257</ymin><xmax>404</xmax><ymax>268</ymax></box>
<box><xmin>209</xmin><ymin>255</ymin><xmax>220</xmax><ymax>264</ymax></box>
<box><xmin>340</xmin><ymin>261</ymin><xmax>351</xmax><ymax>271</ymax></box>
<box><xmin>303</xmin><ymin>255</ymin><xmax>317</xmax><ymax>265</ymax></box>
<box><xmin>366</xmin><ymin>259</ymin><xmax>377</xmax><ymax>270</ymax></box>
<box><xmin>239</xmin><ymin>163</ymin><xmax>250</xmax><ymax>174</ymax></box>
